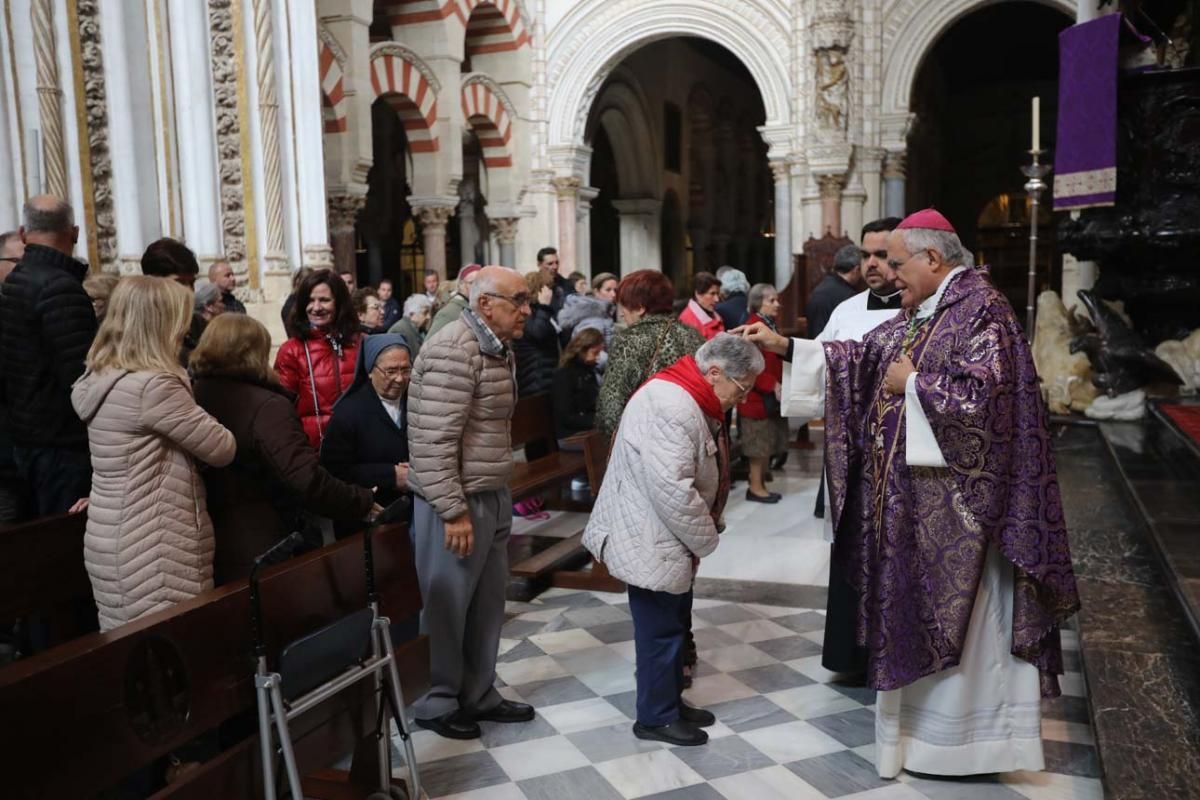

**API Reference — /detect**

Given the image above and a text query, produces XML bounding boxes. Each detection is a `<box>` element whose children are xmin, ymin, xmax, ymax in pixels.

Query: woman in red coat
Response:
<box><xmin>678</xmin><ymin>271</ymin><xmax>725</xmax><ymax>341</ymax></box>
<box><xmin>737</xmin><ymin>284</ymin><xmax>788</xmax><ymax>503</ymax></box>
<box><xmin>274</xmin><ymin>269</ymin><xmax>360</xmax><ymax>450</ymax></box>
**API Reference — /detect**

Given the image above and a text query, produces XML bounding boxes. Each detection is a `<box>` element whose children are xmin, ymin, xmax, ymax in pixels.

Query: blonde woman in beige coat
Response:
<box><xmin>71</xmin><ymin>276</ymin><xmax>236</xmax><ymax>631</ymax></box>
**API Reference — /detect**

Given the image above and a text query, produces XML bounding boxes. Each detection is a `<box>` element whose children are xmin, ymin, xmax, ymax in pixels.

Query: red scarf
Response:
<box><xmin>652</xmin><ymin>355</ymin><xmax>722</xmax><ymax>420</ymax></box>
<box><xmin>650</xmin><ymin>355</ymin><xmax>731</xmax><ymax>523</ymax></box>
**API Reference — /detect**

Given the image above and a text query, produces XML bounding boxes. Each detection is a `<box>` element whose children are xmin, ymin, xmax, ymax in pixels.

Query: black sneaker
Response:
<box><xmin>632</xmin><ymin>720</ymin><xmax>708</xmax><ymax>746</ymax></box>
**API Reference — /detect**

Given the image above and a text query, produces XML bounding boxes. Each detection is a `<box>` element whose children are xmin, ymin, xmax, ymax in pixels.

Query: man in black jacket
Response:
<box><xmin>804</xmin><ymin>244</ymin><xmax>861</xmax><ymax>339</ymax></box>
<box><xmin>0</xmin><ymin>196</ymin><xmax>97</xmax><ymax>515</ymax></box>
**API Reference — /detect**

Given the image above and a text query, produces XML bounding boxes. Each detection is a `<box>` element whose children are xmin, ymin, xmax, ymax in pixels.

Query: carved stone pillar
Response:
<box><xmin>818</xmin><ymin>175</ymin><xmax>846</xmax><ymax>237</ymax></box>
<box><xmin>883</xmin><ymin>150</ymin><xmax>907</xmax><ymax>219</ymax></box>
<box><xmin>32</xmin><ymin>0</ymin><xmax>67</xmax><ymax>198</ymax></box>
<box><xmin>770</xmin><ymin>160</ymin><xmax>792</xmax><ymax>287</ymax></box>
<box><xmin>553</xmin><ymin>177</ymin><xmax>582</xmax><ymax>274</ymax></box>
<box><xmin>491</xmin><ymin>216</ymin><xmax>520</xmax><ymax>268</ymax></box>
<box><xmin>414</xmin><ymin>203</ymin><xmax>455</xmax><ymax>279</ymax></box>
<box><xmin>208</xmin><ymin>0</ymin><xmax>246</xmax><ymax>266</ymax></box>
<box><xmin>613</xmin><ymin>198</ymin><xmax>663</xmax><ymax>272</ymax></box>
<box><xmin>327</xmin><ymin>194</ymin><xmax>366</xmax><ymax>277</ymax></box>
<box><xmin>252</xmin><ymin>0</ymin><xmax>286</xmax><ymax>271</ymax></box>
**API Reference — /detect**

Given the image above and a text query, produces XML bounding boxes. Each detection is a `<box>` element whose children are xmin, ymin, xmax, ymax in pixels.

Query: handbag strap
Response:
<box><xmin>302</xmin><ymin>340</ymin><xmax>324</xmax><ymax>441</ymax></box>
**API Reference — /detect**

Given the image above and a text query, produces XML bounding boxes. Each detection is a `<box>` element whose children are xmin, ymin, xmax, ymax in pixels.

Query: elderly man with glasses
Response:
<box><xmin>406</xmin><ymin>265</ymin><xmax>534</xmax><ymax>740</ymax></box>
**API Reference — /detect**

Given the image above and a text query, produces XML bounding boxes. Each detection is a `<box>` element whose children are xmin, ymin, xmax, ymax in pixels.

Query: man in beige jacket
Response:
<box><xmin>407</xmin><ymin>266</ymin><xmax>533</xmax><ymax>739</ymax></box>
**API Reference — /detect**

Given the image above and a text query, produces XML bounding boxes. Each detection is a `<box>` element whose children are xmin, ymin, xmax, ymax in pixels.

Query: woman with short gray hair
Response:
<box><xmin>739</xmin><ymin>283</ymin><xmax>789</xmax><ymax>502</ymax></box>
<box><xmin>583</xmin><ymin>332</ymin><xmax>763</xmax><ymax>747</ymax></box>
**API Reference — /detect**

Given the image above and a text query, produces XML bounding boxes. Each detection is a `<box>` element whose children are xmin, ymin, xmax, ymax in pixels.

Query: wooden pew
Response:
<box><xmin>0</xmin><ymin>524</ymin><xmax>428</xmax><ymax>799</ymax></box>
<box><xmin>508</xmin><ymin>394</ymin><xmax>621</xmax><ymax>593</ymax></box>
<box><xmin>0</xmin><ymin>512</ymin><xmax>97</xmax><ymax>649</ymax></box>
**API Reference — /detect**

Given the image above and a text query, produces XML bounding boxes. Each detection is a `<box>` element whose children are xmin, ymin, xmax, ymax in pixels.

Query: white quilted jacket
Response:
<box><xmin>72</xmin><ymin>368</ymin><xmax>236</xmax><ymax>631</ymax></box>
<box><xmin>583</xmin><ymin>380</ymin><xmax>720</xmax><ymax>593</ymax></box>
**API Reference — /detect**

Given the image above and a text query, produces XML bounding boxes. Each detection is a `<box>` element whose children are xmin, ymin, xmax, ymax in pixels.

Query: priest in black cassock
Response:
<box><xmin>815</xmin><ymin>216</ymin><xmax>904</xmax><ymax>680</ymax></box>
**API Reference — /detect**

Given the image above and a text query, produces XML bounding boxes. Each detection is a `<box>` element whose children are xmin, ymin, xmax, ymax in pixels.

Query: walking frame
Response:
<box><xmin>249</xmin><ymin>505</ymin><xmax>423</xmax><ymax>800</ymax></box>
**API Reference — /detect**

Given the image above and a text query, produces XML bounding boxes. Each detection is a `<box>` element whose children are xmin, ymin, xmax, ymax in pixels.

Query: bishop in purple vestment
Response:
<box><xmin>740</xmin><ymin>209</ymin><xmax>1080</xmax><ymax>778</ymax></box>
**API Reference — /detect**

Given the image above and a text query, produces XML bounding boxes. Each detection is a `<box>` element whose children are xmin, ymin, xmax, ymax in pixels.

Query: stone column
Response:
<box><xmin>818</xmin><ymin>175</ymin><xmax>845</xmax><ymax>237</ymax></box>
<box><xmin>414</xmin><ymin>203</ymin><xmax>455</xmax><ymax>278</ymax></box>
<box><xmin>32</xmin><ymin>0</ymin><xmax>67</xmax><ymax>197</ymax></box>
<box><xmin>770</xmin><ymin>161</ymin><xmax>792</xmax><ymax>288</ymax></box>
<box><xmin>883</xmin><ymin>150</ymin><xmax>906</xmax><ymax>219</ymax></box>
<box><xmin>553</xmin><ymin>177</ymin><xmax>581</xmax><ymax>274</ymax></box>
<box><xmin>253</xmin><ymin>0</ymin><xmax>286</xmax><ymax>271</ymax></box>
<box><xmin>287</xmin><ymin>0</ymin><xmax>332</xmax><ymax>267</ymax></box>
<box><xmin>613</xmin><ymin>198</ymin><xmax>662</xmax><ymax>272</ymax></box>
<box><xmin>1077</xmin><ymin>0</ymin><xmax>1102</xmax><ymax>22</ymax></box>
<box><xmin>576</xmin><ymin>186</ymin><xmax>599</xmax><ymax>279</ymax></box>
<box><xmin>326</xmin><ymin>193</ymin><xmax>365</xmax><ymax>277</ymax></box>
<box><xmin>168</xmin><ymin>0</ymin><xmax>223</xmax><ymax>257</ymax></box>
<box><xmin>491</xmin><ymin>217</ymin><xmax>519</xmax><ymax>268</ymax></box>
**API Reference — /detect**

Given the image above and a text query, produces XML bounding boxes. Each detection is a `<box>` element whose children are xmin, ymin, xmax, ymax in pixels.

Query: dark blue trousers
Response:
<box><xmin>628</xmin><ymin>584</ymin><xmax>693</xmax><ymax>726</ymax></box>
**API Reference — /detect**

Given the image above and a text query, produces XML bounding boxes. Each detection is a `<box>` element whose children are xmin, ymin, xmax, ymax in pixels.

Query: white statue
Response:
<box><xmin>1033</xmin><ymin>291</ymin><xmax>1097</xmax><ymax>414</ymax></box>
<box><xmin>1155</xmin><ymin>329</ymin><xmax>1200</xmax><ymax>394</ymax></box>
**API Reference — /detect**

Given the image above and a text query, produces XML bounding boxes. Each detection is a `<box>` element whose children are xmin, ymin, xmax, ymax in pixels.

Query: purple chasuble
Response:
<box><xmin>822</xmin><ymin>268</ymin><xmax>1080</xmax><ymax>697</ymax></box>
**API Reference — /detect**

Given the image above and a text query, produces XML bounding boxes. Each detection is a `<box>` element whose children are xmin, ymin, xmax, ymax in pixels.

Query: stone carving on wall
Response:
<box><xmin>208</xmin><ymin>0</ymin><xmax>246</xmax><ymax>266</ymax></box>
<box><xmin>254</xmin><ymin>0</ymin><xmax>286</xmax><ymax>270</ymax></box>
<box><xmin>815</xmin><ymin>49</ymin><xmax>848</xmax><ymax>132</ymax></box>
<box><xmin>77</xmin><ymin>0</ymin><xmax>117</xmax><ymax>271</ymax></box>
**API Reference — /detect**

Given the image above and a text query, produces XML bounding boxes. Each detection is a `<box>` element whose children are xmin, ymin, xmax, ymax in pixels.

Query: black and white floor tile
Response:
<box><xmin>395</xmin><ymin>588</ymin><xmax>1102</xmax><ymax>800</ymax></box>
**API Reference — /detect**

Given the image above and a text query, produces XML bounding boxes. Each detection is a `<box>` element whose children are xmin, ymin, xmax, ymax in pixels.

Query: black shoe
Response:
<box><xmin>473</xmin><ymin>699</ymin><xmax>535</xmax><ymax>723</ymax></box>
<box><xmin>745</xmin><ymin>489</ymin><xmax>782</xmax><ymax>504</ymax></box>
<box><xmin>633</xmin><ymin>720</ymin><xmax>708</xmax><ymax>746</ymax></box>
<box><xmin>679</xmin><ymin>702</ymin><xmax>716</xmax><ymax>727</ymax></box>
<box><xmin>415</xmin><ymin>710</ymin><xmax>481</xmax><ymax>740</ymax></box>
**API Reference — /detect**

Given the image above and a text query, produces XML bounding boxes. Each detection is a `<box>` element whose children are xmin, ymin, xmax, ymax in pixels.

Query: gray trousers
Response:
<box><xmin>412</xmin><ymin>487</ymin><xmax>511</xmax><ymax>719</ymax></box>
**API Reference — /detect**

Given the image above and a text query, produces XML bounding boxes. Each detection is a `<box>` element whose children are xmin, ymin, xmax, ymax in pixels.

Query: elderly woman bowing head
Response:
<box><xmin>583</xmin><ymin>333</ymin><xmax>763</xmax><ymax>747</ymax></box>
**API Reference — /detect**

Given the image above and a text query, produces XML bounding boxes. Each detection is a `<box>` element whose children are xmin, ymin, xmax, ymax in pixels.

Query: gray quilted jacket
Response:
<box><xmin>583</xmin><ymin>380</ymin><xmax>720</xmax><ymax>593</ymax></box>
<box><xmin>407</xmin><ymin>313</ymin><xmax>516</xmax><ymax>520</ymax></box>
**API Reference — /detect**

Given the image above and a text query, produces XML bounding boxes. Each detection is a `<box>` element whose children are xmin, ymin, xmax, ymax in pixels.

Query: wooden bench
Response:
<box><xmin>508</xmin><ymin>393</ymin><xmax>622</xmax><ymax>593</ymax></box>
<box><xmin>0</xmin><ymin>512</ymin><xmax>97</xmax><ymax>650</ymax></box>
<box><xmin>0</xmin><ymin>524</ymin><xmax>428</xmax><ymax>799</ymax></box>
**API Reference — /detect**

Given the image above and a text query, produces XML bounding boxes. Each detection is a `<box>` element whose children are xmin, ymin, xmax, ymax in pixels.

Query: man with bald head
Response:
<box><xmin>208</xmin><ymin>260</ymin><xmax>246</xmax><ymax>314</ymax></box>
<box><xmin>406</xmin><ymin>266</ymin><xmax>534</xmax><ymax>739</ymax></box>
<box><xmin>0</xmin><ymin>196</ymin><xmax>97</xmax><ymax>515</ymax></box>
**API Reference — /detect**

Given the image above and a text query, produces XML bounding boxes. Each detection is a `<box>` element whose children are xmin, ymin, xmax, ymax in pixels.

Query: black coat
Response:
<box><xmin>805</xmin><ymin>274</ymin><xmax>858</xmax><ymax>339</ymax></box>
<box><xmin>320</xmin><ymin>383</ymin><xmax>411</xmax><ymax>534</ymax></box>
<box><xmin>0</xmin><ymin>244</ymin><xmax>97</xmax><ymax>447</ymax></box>
<box><xmin>194</xmin><ymin>374</ymin><xmax>374</xmax><ymax>584</ymax></box>
<box><xmin>715</xmin><ymin>292</ymin><xmax>749</xmax><ymax>331</ymax></box>
<box><xmin>551</xmin><ymin>360</ymin><xmax>600</xmax><ymax>440</ymax></box>
<box><xmin>513</xmin><ymin>304</ymin><xmax>559</xmax><ymax>397</ymax></box>
<box><xmin>222</xmin><ymin>290</ymin><xmax>247</xmax><ymax>315</ymax></box>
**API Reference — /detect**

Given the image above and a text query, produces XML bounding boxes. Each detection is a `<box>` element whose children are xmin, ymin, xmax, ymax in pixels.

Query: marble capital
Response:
<box><xmin>490</xmin><ymin>216</ymin><xmax>520</xmax><ymax>244</ymax></box>
<box><xmin>552</xmin><ymin>176</ymin><xmax>583</xmax><ymax>198</ymax></box>
<box><xmin>883</xmin><ymin>151</ymin><xmax>907</xmax><ymax>180</ymax></box>
<box><xmin>818</xmin><ymin>174</ymin><xmax>846</xmax><ymax>199</ymax></box>
<box><xmin>326</xmin><ymin>193</ymin><xmax>367</xmax><ymax>234</ymax></box>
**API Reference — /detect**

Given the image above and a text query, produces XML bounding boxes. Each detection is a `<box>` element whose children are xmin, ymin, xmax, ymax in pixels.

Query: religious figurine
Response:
<box><xmin>1069</xmin><ymin>289</ymin><xmax>1182</xmax><ymax>396</ymax></box>
<box><xmin>815</xmin><ymin>49</ymin><xmax>849</xmax><ymax>131</ymax></box>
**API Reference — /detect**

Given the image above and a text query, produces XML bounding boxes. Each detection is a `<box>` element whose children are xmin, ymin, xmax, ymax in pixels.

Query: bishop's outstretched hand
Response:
<box><xmin>734</xmin><ymin>322</ymin><xmax>789</xmax><ymax>355</ymax></box>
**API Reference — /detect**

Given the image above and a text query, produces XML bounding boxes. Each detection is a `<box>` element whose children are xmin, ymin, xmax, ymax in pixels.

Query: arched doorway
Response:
<box><xmin>583</xmin><ymin>38</ymin><xmax>772</xmax><ymax>288</ymax></box>
<box><xmin>906</xmin><ymin>2</ymin><xmax>1072</xmax><ymax>311</ymax></box>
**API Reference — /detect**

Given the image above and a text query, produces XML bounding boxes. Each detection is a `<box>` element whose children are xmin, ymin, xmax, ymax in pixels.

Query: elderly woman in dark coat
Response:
<box><xmin>191</xmin><ymin>314</ymin><xmax>376</xmax><ymax>585</ymax></box>
<box><xmin>320</xmin><ymin>333</ymin><xmax>414</xmax><ymax>536</ymax></box>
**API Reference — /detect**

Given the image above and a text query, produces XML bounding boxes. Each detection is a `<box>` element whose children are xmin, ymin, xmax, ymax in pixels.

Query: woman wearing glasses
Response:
<box><xmin>583</xmin><ymin>334</ymin><xmax>764</xmax><ymax>747</ymax></box>
<box><xmin>321</xmin><ymin>333</ymin><xmax>415</xmax><ymax>535</ymax></box>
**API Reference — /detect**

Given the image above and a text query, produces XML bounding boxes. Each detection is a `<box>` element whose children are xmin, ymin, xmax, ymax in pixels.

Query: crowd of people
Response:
<box><xmin>0</xmin><ymin>193</ymin><xmax>1078</xmax><ymax>784</ymax></box>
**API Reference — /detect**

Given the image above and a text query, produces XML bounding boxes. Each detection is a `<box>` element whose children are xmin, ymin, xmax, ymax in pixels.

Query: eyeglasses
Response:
<box><xmin>484</xmin><ymin>292</ymin><xmax>532</xmax><ymax>308</ymax></box>
<box><xmin>373</xmin><ymin>365</ymin><xmax>412</xmax><ymax>380</ymax></box>
<box><xmin>887</xmin><ymin>250</ymin><xmax>928</xmax><ymax>272</ymax></box>
<box><xmin>724</xmin><ymin>372</ymin><xmax>751</xmax><ymax>399</ymax></box>
<box><xmin>860</xmin><ymin>249</ymin><xmax>888</xmax><ymax>261</ymax></box>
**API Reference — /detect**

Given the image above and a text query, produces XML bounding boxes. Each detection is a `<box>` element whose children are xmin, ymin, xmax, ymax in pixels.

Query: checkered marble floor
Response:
<box><xmin>395</xmin><ymin>588</ymin><xmax>1103</xmax><ymax>800</ymax></box>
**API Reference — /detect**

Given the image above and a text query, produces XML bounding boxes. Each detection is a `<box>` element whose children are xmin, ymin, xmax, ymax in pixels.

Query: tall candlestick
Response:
<box><xmin>1032</xmin><ymin>96</ymin><xmax>1041</xmax><ymax>152</ymax></box>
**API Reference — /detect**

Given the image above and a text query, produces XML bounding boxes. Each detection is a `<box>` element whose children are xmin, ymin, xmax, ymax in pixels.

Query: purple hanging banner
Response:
<box><xmin>1054</xmin><ymin>14</ymin><xmax>1122</xmax><ymax>210</ymax></box>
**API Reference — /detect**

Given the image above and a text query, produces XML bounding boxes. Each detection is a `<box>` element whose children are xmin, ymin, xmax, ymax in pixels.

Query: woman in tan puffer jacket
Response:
<box><xmin>71</xmin><ymin>276</ymin><xmax>236</xmax><ymax>631</ymax></box>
